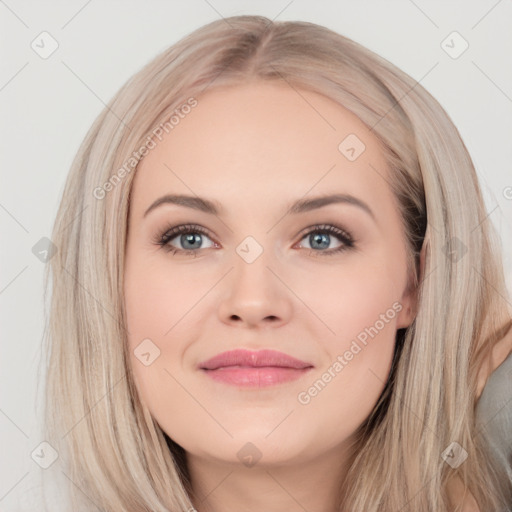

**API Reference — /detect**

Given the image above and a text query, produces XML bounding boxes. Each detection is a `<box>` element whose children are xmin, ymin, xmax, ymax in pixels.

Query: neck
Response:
<box><xmin>186</xmin><ymin>442</ymin><xmax>354</xmax><ymax>512</ymax></box>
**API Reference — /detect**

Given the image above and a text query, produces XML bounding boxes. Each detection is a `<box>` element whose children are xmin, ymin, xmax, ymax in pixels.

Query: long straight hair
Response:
<box><xmin>42</xmin><ymin>15</ymin><xmax>512</xmax><ymax>511</ymax></box>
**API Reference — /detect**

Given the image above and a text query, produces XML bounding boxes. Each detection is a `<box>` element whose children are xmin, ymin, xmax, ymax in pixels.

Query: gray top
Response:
<box><xmin>475</xmin><ymin>351</ymin><xmax>512</xmax><ymax>510</ymax></box>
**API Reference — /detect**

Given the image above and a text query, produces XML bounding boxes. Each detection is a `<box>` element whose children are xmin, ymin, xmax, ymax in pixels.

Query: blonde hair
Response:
<box><xmin>42</xmin><ymin>15</ymin><xmax>512</xmax><ymax>511</ymax></box>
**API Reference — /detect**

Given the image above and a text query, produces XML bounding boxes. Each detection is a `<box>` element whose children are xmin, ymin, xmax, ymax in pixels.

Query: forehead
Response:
<box><xmin>131</xmin><ymin>81</ymin><xmax>392</xmax><ymax>216</ymax></box>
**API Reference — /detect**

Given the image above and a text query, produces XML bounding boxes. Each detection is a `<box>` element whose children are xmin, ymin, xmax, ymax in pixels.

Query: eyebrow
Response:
<box><xmin>143</xmin><ymin>193</ymin><xmax>375</xmax><ymax>221</ymax></box>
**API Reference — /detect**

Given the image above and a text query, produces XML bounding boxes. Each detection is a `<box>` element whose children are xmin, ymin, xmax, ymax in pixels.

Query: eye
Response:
<box><xmin>296</xmin><ymin>224</ymin><xmax>354</xmax><ymax>256</ymax></box>
<box><xmin>155</xmin><ymin>224</ymin><xmax>217</xmax><ymax>256</ymax></box>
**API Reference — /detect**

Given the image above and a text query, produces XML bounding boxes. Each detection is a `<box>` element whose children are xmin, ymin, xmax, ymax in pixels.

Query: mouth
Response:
<box><xmin>198</xmin><ymin>349</ymin><xmax>314</xmax><ymax>388</ymax></box>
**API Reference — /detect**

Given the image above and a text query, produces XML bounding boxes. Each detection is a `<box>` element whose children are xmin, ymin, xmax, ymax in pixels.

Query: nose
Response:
<box><xmin>217</xmin><ymin>247</ymin><xmax>293</xmax><ymax>329</ymax></box>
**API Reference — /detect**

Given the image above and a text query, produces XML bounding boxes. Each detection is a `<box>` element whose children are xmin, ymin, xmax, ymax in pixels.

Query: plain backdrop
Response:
<box><xmin>1</xmin><ymin>1</ymin><xmax>511</xmax><ymax>509</ymax></box>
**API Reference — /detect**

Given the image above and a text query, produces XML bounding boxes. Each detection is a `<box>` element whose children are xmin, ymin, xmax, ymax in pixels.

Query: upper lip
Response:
<box><xmin>198</xmin><ymin>349</ymin><xmax>313</xmax><ymax>370</ymax></box>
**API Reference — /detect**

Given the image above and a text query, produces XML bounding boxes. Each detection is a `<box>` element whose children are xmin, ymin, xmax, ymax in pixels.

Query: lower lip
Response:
<box><xmin>201</xmin><ymin>366</ymin><xmax>312</xmax><ymax>387</ymax></box>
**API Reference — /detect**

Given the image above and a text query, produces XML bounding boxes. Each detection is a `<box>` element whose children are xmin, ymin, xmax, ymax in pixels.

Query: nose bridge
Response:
<box><xmin>231</xmin><ymin>233</ymin><xmax>276</xmax><ymax>293</ymax></box>
<box><xmin>218</xmin><ymin>233</ymin><xmax>292</xmax><ymax>325</ymax></box>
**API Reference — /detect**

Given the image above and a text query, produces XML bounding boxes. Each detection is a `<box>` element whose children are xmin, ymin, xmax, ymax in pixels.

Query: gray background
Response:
<box><xmin>1</xmin><ymin>0</ymin><xmax>511</xmax><ymax>509</ymax></box>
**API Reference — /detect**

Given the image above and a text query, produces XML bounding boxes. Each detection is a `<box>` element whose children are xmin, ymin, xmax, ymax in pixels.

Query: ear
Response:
<box><xmin>396</xmin><ymin>244</ymin><xmax>425</xmax><ymax>329</ymax></box>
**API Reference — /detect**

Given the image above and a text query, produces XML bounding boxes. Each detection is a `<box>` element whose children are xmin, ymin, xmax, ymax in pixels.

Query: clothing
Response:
<box><xmin>475</xmin><ymin>351</ymin><xmax>512</xmax><ymax>510</ymax></box>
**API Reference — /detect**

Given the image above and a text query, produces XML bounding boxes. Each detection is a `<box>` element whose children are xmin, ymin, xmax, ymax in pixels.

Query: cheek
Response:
<box><xmin>287</xmin><ymin>255</ymin><xmax>403</xmax><ymax>342</ymax></box>
<box><xmin>291</xmin><ymin>259</ymin><xmax>401</xmax><ymax>424</ymax></box>
<box><xmin>295</xmin><ymin>275</ymin><xmax>399</xmax><ymax>443</ymax></box>
<box><xmin>123</xmin><ymin>255</ymin><xmax>193</xmax><ymax>407</ymax></box>
<box><xmin>297</xmin><ymin>333</ymin><xmax>395</xmax><ymax>450</ymax></box>
<box><xmin>124</xmin><ymin>255</ymin><xmax>203</xmax><ymax>343</ymax></box>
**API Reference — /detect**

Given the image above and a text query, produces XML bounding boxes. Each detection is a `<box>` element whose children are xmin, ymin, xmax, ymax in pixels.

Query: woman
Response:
<box><xmin>43</xmin><ymin>15</ymin><xmax>512</xmax><ymax>511</ymax></box>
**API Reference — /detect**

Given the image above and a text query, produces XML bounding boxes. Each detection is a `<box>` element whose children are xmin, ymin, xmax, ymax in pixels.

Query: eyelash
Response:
<box><xmin>154</xmin><ymin>223</ymin><xmax>355</xmax><ymax>257</ymax></box>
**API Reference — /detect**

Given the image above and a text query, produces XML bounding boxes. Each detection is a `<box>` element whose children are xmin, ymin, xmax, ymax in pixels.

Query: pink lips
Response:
<box><xmin>198</xmin><ymin>349</ymin><xmax>313</xmax><ymax>387</ymax></box>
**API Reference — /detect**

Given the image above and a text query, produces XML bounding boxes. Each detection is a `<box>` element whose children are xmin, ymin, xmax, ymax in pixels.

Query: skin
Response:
<box><xmin>123</xmin><ymin>81</ymin><xmax>419</xmax><ymax>512</ymax></box>
<box><xmin>476</xmin><ymin>322</ymin><xmax>512</xmax><ymax>400</ymax></box>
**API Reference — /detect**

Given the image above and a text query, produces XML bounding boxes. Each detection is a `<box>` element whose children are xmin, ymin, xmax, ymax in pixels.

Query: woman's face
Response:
<box><xmin>124</xmin><ymin>81</ymin><xmax>416</xmax><ymax>471</ymax></box>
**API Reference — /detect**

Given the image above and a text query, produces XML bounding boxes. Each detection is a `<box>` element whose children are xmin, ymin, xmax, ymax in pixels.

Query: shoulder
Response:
<box><xmin>475</xmin><ymin>320</ymin><xmax>512</xmax><ymax>401</ymax></box>
<box><xmin>446</xmin><ymin>475</ymin><xmax>481</xmax><ymax>512</ymax></box>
